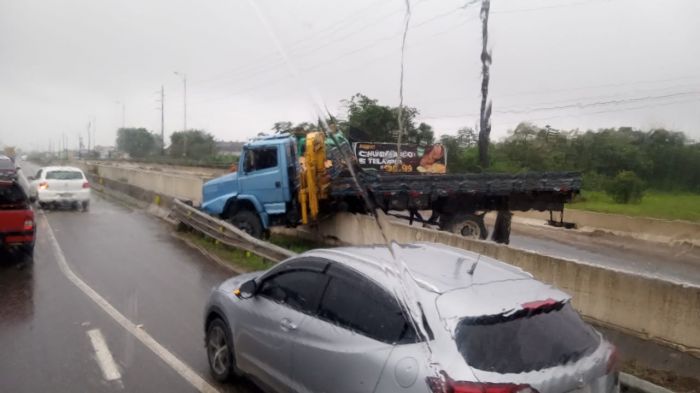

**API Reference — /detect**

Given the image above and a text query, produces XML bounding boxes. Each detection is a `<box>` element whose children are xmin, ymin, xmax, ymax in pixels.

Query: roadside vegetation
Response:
<box><xmin>111</xmin><ymin>93</ymin><xmax>700</xmax><ymax>221</ymax></box>
<box><xmin>179</xmin><ymin>229</ymin><xmax>326</xmax><ymax>272</ymax></box>
<box><xmin>571</xmin><ymin>191</ymin><xmax>700</xmax><ymax>222</ymax></box>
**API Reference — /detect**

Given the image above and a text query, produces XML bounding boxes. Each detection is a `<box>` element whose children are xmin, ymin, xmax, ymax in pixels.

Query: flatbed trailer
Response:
<box><xmin>201</xmin><ymin>133</ymin><xmax>581</xmax><ymax>243</ymax></box>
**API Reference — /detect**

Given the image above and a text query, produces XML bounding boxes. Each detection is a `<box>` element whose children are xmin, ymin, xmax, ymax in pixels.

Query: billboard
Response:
<box><xmin>353</xmin><ymin>142</ymin><xmax>447</xmax><ymax>173</ymax></box>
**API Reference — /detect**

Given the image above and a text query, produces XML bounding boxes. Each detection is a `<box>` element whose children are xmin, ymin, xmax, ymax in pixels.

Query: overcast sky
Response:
<box><xmin>1</xmin><ymin>0</ymin><xmax>699</xmax><ymax>151</ymax></box>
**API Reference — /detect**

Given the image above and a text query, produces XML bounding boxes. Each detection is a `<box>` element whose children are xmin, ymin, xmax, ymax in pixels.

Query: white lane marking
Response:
<box><xmin>41</xmin><ymin>213</ymin><xmax>221</xmax><ymax>393</ymax></box>
<box><xmin>87</xmin><ymin>329</ymin><xmax>122</xmax><ymax>381</ymax></box>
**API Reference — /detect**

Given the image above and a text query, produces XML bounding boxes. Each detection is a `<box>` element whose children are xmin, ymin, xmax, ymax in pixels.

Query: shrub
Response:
<box><xmin>604</xmin><ymin>170</ymin><xmax>645</xmax><ymax>204</ymax></box>
<box><xmin>582</xmin><ymin>171</ymin><xmax>610</xmax><ymax>191</ymax></box>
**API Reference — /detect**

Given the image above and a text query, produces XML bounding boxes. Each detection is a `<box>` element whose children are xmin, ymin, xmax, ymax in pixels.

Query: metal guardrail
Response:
<box><xmin>171</xmin><ymin>199</ymin><xmax>296</xmax><ymax>263</ymax></box>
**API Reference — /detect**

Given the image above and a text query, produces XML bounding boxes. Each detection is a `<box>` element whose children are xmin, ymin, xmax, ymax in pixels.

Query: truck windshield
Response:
<box><xmin>454</xmin><ymin>302</ymin><xmax>600</xmax><ymax>373</ymax></box>
<box><xmin>244</xmin><ymin>148</ymin><xmax>277</xmax><ymax>172</ymax></box>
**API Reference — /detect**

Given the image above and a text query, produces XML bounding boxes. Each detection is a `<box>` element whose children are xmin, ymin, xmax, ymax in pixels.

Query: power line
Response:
<box><xmin>189</xmin><ymin>0</ymin><xmax>459</xmax><ymax>92</ymax></box>
<box><xmin>420</xmin><ymin>90</ymin><xmax>700</xmax><ymax>119</ymax></box>
<box><xmin>521</xmin><ymin>96</ymin><xmax>700</xmax><ymax>123</ymax></box>
<box><xmin>190</xmin><ymin>0</ymin><xmax>412</xmax><ymax>87</ymax></box>
<box><xmin>493</xmin><ymin>0</ymin><xmax>612</xmax><ymax>14</ymax></box>
<box><xmin>191</xmin><ymin>2</ymin><xmax>479</xmax><ymax>105</ymax></box>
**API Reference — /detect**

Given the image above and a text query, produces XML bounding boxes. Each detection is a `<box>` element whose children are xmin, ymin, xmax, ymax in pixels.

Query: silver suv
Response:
<box><xmin>204</xmin><ymin>243</ymin><xmax>618</xmax><ymax>393</ymax></box>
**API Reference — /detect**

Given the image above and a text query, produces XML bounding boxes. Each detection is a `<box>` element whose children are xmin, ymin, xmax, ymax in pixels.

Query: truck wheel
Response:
<box><xmin>231</xmin><ymin>210</ymin><xmax>263</xmax><ymax>239</ymax></box>
<box><xmin>442</xmin><ymin>213</ymin><xmax>488</xmax><ymax>240</ymax></box>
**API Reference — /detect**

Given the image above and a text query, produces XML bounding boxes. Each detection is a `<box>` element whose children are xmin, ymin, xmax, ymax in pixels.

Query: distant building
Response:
<box><xmin>94</xmin><ymin>145</ymin><xmax>117</xmax><ymax>159</ymax></box>
<box><xmin>215</xmin><ymin>141</ymin><xmax>243</xmax><ymax>156</ymax></box>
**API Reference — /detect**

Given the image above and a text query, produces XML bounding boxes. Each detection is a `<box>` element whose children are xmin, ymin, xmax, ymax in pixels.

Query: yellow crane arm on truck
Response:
<box><xmin>298</xmin><ymin>132</ymin><xmax>331</xmax><ymax>224</ymax></box>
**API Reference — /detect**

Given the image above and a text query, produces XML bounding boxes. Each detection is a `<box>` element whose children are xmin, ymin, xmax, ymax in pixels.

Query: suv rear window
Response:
<box><xmin>454</xmin><ymin>302</ymin><xmax>600</xmax><ymax>373</ymax></box>
<box><xmin>0</xmin><ymin>183</ymin><xmax>28</xmax><ymax>209</ymax></box>
<box><xmin>46</xmin><ymin>170</ymin><xmax>83</xmax><ymax>180</ymax></box>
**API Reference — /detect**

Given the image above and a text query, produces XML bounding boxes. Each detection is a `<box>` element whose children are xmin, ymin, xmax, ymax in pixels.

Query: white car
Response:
<box><xmin>29</xmin><ymin>166</ymin><xmax>91</xmax><ymax>211</ymax></box>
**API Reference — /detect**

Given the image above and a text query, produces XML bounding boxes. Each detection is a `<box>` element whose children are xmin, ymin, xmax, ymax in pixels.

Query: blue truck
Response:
<box><xmin>201</xmin><ymin>133</ymin><xmax>581</xmax><ymax>243</ymax></box>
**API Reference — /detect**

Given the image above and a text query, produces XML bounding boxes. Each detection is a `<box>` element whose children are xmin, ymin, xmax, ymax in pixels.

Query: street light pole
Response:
<box><xmin>174</xmin><ymin>71</ymin><xmax>188</xmax><ymax>157</ymax></box>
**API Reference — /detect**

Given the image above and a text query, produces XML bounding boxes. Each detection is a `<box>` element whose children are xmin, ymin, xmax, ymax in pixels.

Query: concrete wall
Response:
<box><xmin>517</xmin><ymin>209</ymin><xmax>700</xmax><ymax>246</ymax></box>
<box><xmin>84</xmin><ymin>162</ymin><xmax>204</xmax><ymax>204</ymax></box>
<box><xmin>293</xmin><ymin>213</ymin><xmax>700</xmax><ymax>355</ymax></box>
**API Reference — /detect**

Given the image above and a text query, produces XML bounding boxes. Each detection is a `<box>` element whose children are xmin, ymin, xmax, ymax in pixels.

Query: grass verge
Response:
<box><xmin>622</xmin><ymin>360</ymin><xmax>699</xmax><ymax>393</ymax></box>
<box><xmin>570</xmin><ymin>191</ymin><xmax>700</xmax><ymax>222</ymax></box>
<box><xmin>176</xmin><ymin>230</ymin><xmax>325</xmax><ymax>273</ymax></box>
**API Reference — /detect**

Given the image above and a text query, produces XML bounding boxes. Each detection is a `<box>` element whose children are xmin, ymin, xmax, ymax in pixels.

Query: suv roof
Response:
<box><xmin>306</xmin><ymin>243</ymin><xmax>570</xmax><ymax>318</ymax></box>
<box><xmin>307</xmin><ymin>243</ymin><xmax>535</xmax><ymax>293</ymax></box>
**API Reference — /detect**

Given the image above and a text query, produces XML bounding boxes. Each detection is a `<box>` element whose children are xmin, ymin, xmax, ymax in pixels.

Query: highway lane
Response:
<box><xmin>1</xmin><ymin>161</ymin><xmax>260</xmax><ymax>392</ymax></box>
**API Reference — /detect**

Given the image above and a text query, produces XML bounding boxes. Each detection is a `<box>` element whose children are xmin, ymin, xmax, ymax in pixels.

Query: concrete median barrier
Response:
<box><xmin>79</xmin><ymin>161</ymin><xmax>204</xmax><ymax>205</ymax></box>
<box><xmin>291</xmin><ymin>212</ymin><xmax>700</xmax><ymax>356</ymax></box>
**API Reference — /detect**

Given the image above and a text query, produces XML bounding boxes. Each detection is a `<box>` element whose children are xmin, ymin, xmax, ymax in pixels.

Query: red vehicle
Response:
<box><xmin>0</xmin><ymin>180</ymin><xmax>35</xmax><ymax>258</ymax></box>
<box><xmin>0</xmin><ymin>155</ymin><xmax>17</xmax><ymax>181</ymax></box>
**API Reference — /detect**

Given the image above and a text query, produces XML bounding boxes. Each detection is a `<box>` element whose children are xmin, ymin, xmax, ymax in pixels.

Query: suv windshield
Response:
<box><xmin>454</xmin><ymin>302</ymin><xmax>600</xmax><ymax>373</ymax></box>
<box><xmin>0</xmin><ymin>158</ymin><xmax>13</xmax><ymax>170</ymax></box>
<box><xmin>46</xmin><ymin>171</ymin><xmax>83</xmax><ymax>180</ymax></box>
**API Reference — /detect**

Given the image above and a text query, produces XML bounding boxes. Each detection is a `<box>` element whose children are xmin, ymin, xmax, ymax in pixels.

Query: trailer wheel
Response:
<box><xmin>231</xmin><ymin>210</ymin><xmax>263</xmax><ymax>239</ymax></box>
<box><xmin>442</xmin><ymin>213</ymin><xmax>488</xmax><ymax>240</ymax></box>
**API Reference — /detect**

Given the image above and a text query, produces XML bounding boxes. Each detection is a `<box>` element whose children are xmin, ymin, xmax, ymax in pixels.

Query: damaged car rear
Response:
<box><xmin>204</xmin><ymin>243</ymin><xmax>618</xmax><ymax>393</ymax></box>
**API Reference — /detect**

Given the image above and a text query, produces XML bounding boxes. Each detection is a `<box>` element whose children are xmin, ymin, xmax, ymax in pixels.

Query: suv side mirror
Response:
<box><xmin>236</xmin><ymin>279</ymin><xmax>257</xmax><ymax>299</ymax></box>
<box><xmin>29</xmin><ymin>196</ymin><xmax>37</xmax><ymax>203</ymax></box>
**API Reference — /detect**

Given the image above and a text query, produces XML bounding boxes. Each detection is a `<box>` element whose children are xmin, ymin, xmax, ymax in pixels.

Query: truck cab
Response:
<box><xmin>201</xmin><ymin>135</ymin><xmax>298</xmax><ymax>238</ymax></box>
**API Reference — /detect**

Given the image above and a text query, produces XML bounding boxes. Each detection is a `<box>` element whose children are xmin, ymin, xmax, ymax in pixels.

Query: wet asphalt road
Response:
<box><xmin>508</xmin><ymin>225</ymin><xmax>700</xmax><ymax>285</ymax></box>
<box><xmin>1</xmin><ymin>164</ymin><xmax>261</xmax><ymax>392</ymax></box>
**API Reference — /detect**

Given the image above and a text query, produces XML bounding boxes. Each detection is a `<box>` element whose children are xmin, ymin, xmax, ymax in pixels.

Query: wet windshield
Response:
<box><xmin>46</xmin><ymin>171</ymin><xmax>83</xmax><ymax>180</ymax></box>
<box><xmin>455</xmin><ymin>302</ymin><xmax>600</xmax><ymax>373</ymax></box>
<box><xmin>1</xmin><ymin>1</ymin><xmax>698</xmax><ymax>392</ymax></box>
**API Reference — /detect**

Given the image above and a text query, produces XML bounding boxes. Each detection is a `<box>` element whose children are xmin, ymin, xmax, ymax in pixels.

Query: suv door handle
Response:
<box><xmin>275</xmin><ymin>181</ymin><xmax>281</xmax><ymax>188</ymax></box>
<box><xmin>280</xmin><ymin>318</ymin><xmax>297</xmax><ymax>332</ymax></box>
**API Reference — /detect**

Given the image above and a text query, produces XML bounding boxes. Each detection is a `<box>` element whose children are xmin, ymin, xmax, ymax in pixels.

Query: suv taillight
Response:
<box><xmin>23</xmin><ymin>219</ymin><xmax>34</xmax><ymax>231</ymax></box>
<box><xmin>39</xmin><ymin>181</ymin><xmax>48</xmax><ymax>190</ymax></box>
<box><xmin>427</xmin><ymin>376</ymin><xmax>537</xmax><ymax>393</ymax></box>
<box><xmin>82</xmin><ymin>181</ymin><xmax>90</xmax><ymax>189</ymax></box>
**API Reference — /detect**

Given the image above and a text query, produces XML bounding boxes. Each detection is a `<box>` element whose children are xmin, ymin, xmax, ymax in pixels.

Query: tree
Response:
<box><xmin>271</xmin><ymin>121</ymin><xmax>293</xmax><ymax>133</ymax></box>
<box><xmin>169</xmin><ymin>130</ymin><xmax>216</xmax><ymax>160</ymax></box>
<box><xmin>456</xmin><ymin>127</ymin><xmax>478</xmax><ymax>147</ymax></box>
<box><xmin>116</xmin><ymin>128</ymin><xmax>159</xmax><ymax>158</ymax></box>
<box><xmin>341</xmin><ymin>93</ymin><xmax>423</xmax><ymax>143</ymax></box>
<box><xmin>605</xmin><ymin>170</ymin><xmax>645</xmax><ymax>203</ymax></box>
